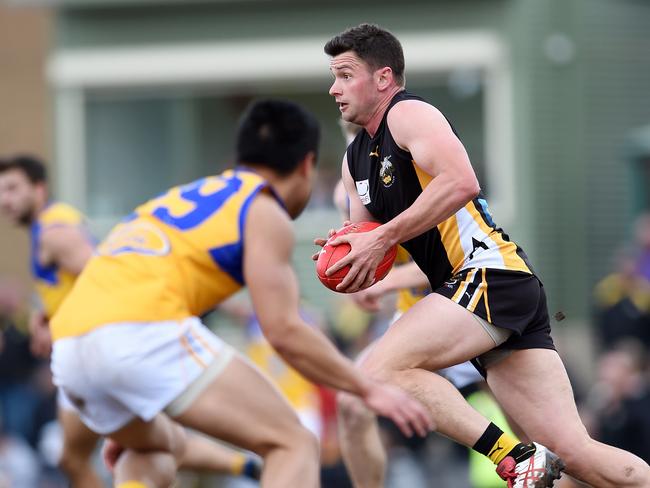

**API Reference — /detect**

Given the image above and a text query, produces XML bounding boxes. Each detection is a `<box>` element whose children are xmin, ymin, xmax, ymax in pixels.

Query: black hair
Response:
<box><xmin>324</xmin><ymin>23</ymin><xmax>405</xmax><ymax>85</ymax></box>
<box><xmin>0</xmin><ymin>155</ymin><xmax>47</xmax><ymax>184</ymax></box>
<box><xmin>235</xmin><ymin>99</ymin><xmax>320</xmax><ymax>176</ymax></box>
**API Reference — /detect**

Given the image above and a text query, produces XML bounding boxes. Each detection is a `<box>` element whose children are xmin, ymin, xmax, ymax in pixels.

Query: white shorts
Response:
<box><xmin>51</xmin><ymin>317</ymin><xmax>234</xmax><ymax>435</ymax></box>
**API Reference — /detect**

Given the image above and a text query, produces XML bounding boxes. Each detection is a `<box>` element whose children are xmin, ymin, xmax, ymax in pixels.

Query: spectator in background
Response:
<box><xmin>585</xmin><ymin>340</ymin><xmax>650</xmax><ymax>463</ymax></box>
<box><xmin>593</xmin><ymin>213</ymin><xmax>650</xmax><ymax>351</ymax></box>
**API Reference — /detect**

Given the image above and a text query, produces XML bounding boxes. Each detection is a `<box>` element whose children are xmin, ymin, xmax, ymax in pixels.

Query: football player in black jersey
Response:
<box><xmin>317</xmin><ymin>23</ymin><xmax>650</xmax><ymax>488</ymax></box>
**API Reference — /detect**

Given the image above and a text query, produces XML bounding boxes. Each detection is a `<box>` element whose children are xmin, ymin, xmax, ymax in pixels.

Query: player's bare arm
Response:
<box><xmin>40</xmin><ymin>224</ymin><xmax>94</xmax><ymax>275</ymax></box>
<box><xmin>245</xmin><ymin>192</ymin><xmax>432</xmax><ymax>437</ymax></box>
<box><xmin>328</xmin><ymin>101</ymin><xmax>479</xmax><ymax>292</ymax></box>
<box><xmin>381</xmin><ymin>100</ymin><xmax>480</xmax><ymax>243</ymax></box>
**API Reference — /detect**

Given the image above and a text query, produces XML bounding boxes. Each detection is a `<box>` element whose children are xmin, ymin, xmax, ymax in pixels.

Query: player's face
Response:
<box><xmin>329</xmin><ymin>51</ymin><xmax>379</xmax><ymax>126</ymax></box>
<box><xmin>0</xmin><ymin>169</ymin><xmax>39</xmax><ymax>225</ymax></box>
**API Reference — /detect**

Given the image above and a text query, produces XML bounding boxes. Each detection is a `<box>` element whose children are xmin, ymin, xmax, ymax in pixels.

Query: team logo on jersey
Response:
<box><xmin>379</xmin><ymin>155</ymin><xmax>395</xmax><ymax>188</ymax></box>
<box><xmin>355</xmin><ymin>179</ymin><xmax>371</xmax><ymax>205</ymax></box>
<box><xmin>98</xmin><ymin>221</ymin><xmax>171</xmax><ymax>257</ymax></box>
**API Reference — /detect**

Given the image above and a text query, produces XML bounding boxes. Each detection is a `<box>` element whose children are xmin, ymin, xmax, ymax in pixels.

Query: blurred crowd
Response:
<box><xmin>1</xmin><ymin>211</ymin><xmax>649</xmax><ymax>487</ymax></box>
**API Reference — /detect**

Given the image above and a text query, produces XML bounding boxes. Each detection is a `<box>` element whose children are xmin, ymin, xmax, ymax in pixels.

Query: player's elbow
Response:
<box><xmin>458</xmin><ymin>177</ymin><xmax>480</xmax><ymax>202</ymax></box>
<box><xmin>263</xmin><ymin>320</ymin><xmax>300</xmax><ymax>355</ymax></box>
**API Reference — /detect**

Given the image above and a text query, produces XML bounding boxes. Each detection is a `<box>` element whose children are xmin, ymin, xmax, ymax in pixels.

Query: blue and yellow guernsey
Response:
<box><xmin>51</xmin><ymin>169</ymin><xmax>277</xmax><ymax>341</ymax></box>
<box><xmin>31</xmin><ymin>202</ymin><xmax>89</xmax><ymax>320</ymax></box>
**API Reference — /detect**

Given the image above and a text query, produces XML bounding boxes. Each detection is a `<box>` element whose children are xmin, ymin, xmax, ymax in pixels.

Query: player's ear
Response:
<box><xmin>298</xmin><ymin>151</ymin><xmax>316</xmax><ymax>177</ymax></box>
<box><xmin>376</xmin><ymin>67</ymin><xmax>393</xmax><ymax>91</ymax></box>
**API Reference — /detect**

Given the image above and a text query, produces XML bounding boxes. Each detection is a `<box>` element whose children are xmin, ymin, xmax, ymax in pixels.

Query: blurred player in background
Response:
<box><xmin>49</xmin><ymin>99</ymin><xmax>431</xmax><ymax>488</ymax></box>
<box><xmin>0</xmin><ymin>155</ymin><xmax>266</xmax><ymax>486</ymax></box>
<box><xmin>321</xmin><ymin>23</ymin><xmax>650</xmax><ymax>487</ymax></box>
<box><xmin>0</xmin><ymin>155</ymin><xmax>101</xmax><ymax>487</ymax></box>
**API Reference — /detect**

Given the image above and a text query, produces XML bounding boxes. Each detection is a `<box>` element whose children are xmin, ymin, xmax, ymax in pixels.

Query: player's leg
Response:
<box><xmin>57</xmin><ymin>405</ymin><xmax>102</xmax><ymax>488</ymax></box>
<box><xmin>177</xmin><ymin>434</ymin><xmax>261</xmax><ymax>480</ymax></box>
<box><xmin>107</xmin><ymin>413</ymin><xmax>187</xmax><ymax>488</ymax></box>
<box><xmin>358</xmin><ymin>293</ymin><xmax>559</xmax><ymax>486</ymax></box>
<box><xmin>487</xmin><ymin>348</ymin><xmax>650</xmax><ymax>487</ymax></box>
<box><xmin>173</xmin><ymin>353</ymin><xmax>320</xmax><ymax>488</ymax></box>
<box><xmin>361</xmin><ymin>293</ymin><xmax>500</xmax><ymax>446</ymax></box>
<box><xmin>337</xmin><ymin>343</ymin><xmax>386</xmax><ymax>488</ymax></box>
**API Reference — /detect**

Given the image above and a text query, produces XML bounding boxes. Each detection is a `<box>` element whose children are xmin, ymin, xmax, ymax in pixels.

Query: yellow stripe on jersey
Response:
<box><xmin>51</xmin><ymin>169</ymin><xmax>270</xmax><ymax>341</ymax></box>
<box><xmin>411</xmin><ymin>160</ymin><xmax>530</xmax><ymax>275</ymax></box>
<box><xmin>411</xmin><ymin>162</ymin><xmax>465</xmax><ymax>273</ymax></box>
<box><xmin>465</xmin><ymin>202</ymin><xmax>530</xmax><ymax>273</ymax></box>
<box><xmin>31</xmin><ymin>202</ymin><xmax>89</xmax><ymax>319</ymax></box>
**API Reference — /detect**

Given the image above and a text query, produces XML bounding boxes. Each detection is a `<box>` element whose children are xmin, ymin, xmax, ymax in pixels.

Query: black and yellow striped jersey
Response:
<box><xmin>346</xmin><ymin>90</ymin><xmax>533</xmax><ymax>290</ymax></box>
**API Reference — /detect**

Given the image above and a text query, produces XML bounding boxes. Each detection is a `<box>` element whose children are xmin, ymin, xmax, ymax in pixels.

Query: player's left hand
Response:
<box><xmin>326</xmin><ymin>230</ymin><xmax>391</xmax><ymax>293</ymax></box>
<box><xmin>311</xmin><ymin>220</ymin><xmax>352</xmax><ymax>261</ymax></box>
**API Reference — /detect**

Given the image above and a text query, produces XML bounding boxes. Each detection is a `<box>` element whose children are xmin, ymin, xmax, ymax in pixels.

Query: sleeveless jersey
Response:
<box><xmin>51</xmin><ymin>169</ymin><xmax>277</xmax><ymax>341</ymax></box>
<box><xmin>347</xmin><ymin>90</ymin><xmax>533</xmax><ymax>290</ymax></box>
<box><xmin>30</xmin><ymin>202</ymin><xmax>90</xmax><ymax>320</ymax></box>
<box><xmin>394</xmin><ymin>245</ymin><xmax>431</xmax><ymax>314</ymax></box>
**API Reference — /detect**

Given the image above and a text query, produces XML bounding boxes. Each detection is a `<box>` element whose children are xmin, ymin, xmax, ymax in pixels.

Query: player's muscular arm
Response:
<box><xmin>244</xmin><ymin>193</ymin><xmax>372</xmax><ymax>394</ymax></box>
<box><xmin>378</xmin><ymin>100</ymin><xmax>480</xmax><ymax>246</ymax></box>
<box><xmin>40</xmin><ymin>225</ymin><xmax>94</xmax><ymax>275</ymax></box>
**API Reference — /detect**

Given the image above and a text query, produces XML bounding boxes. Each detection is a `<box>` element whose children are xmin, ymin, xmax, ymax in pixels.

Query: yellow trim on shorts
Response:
<box><xmin>180</xmin><ymin>333</ymin><xmax>208</xmax><ymax>369</ymax></box>
<box><xmin>451</xmin><ymin>268</ymin><xmax>477</xmax><ymax>303</ymax></box>
<box><xmin>481</xmin><ymin>268</ymin><xmax>492</xmax><ymax>323</ymax></box>
<box><xmin>466</xmin><ymin>278</ymin><xmax>484</xmax><ymax>312</ymax></box>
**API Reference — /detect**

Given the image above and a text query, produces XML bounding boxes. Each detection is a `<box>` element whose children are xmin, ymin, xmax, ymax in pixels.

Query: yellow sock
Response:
<box><xmin>230</xmin><ymin>452</ymin><xmax>247</xmax><ymax>476</ymax></box>
<box><xmin>487</xmin><ymin>432</ymin><xmax>520</xmax><ymax>465</ymax></box>
<box><xmin>116</xmin><ymin>482</ymin><xmax>148</xmax><ymax>488</ymax></box>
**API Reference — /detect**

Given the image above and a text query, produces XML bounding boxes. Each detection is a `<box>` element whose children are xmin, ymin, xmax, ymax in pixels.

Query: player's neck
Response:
<box><xmin>364</xmin><ymin>86</ymin><xmax>404</xmax><ymax>137</ymax></box>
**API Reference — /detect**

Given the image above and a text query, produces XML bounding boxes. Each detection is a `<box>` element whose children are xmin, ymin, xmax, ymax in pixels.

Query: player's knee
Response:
<box><xmin>285</xmin><ymin>423</ymin><xmax>319</xmax><ymax>459</ymax></box>
<box><xmin>167</xmin><ymin>421</ymin><xmax>188</xmax><ymax>463</ymax></box>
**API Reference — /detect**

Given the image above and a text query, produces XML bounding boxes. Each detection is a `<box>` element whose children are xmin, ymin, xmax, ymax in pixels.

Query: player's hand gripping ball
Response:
<box><xmin>316</xmin><ymin>221</ymin><xmax>397</xmax><ymax>292</ymax></box>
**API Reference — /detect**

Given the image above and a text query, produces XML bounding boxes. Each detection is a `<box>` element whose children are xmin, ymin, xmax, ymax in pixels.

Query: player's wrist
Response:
<box><xmin>376</xmin><ymin>222</ymin><xmax>400</xmax><ymax>249</ymax></box>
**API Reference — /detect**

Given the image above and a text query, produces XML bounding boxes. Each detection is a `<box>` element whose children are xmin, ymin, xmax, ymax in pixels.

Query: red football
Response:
<box><xmin>316</xmin><ymin>221</ymin><xmax>397</xmax><ymax>292</ymax></box>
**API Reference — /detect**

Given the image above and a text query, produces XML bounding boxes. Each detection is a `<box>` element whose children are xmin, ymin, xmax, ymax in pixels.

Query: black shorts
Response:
<box><xmin>435</xmin><ymin>267</ymin><xmax>555</xmax><ymax>355</ymax></box>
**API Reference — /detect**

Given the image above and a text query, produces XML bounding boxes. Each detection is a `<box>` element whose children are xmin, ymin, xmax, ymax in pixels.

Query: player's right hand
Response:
<box><xmin>362</xmin><ymin>380</ymin><xmax>432</xmax><ymax>438</ymax></box>
<box><xmin>311</xmin><ymin>220</ymin><xmax>352</xmax><ymax>260</ymax></box>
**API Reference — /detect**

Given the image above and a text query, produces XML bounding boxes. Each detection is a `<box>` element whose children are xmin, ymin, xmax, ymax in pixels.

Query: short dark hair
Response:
<box><xmin>236</xmin><ymin>99</ymin><xmax>320</xmax><ymax>176</ymax></box>
<box><xmin>324</xmin><ymin>23</ymin><xmax>405</xmax><ymax>85</ymax></box>
<box><xmin>0</xmin><ymin>155</ymin><xmax>47</xmax><ymax>184</ymax></box>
